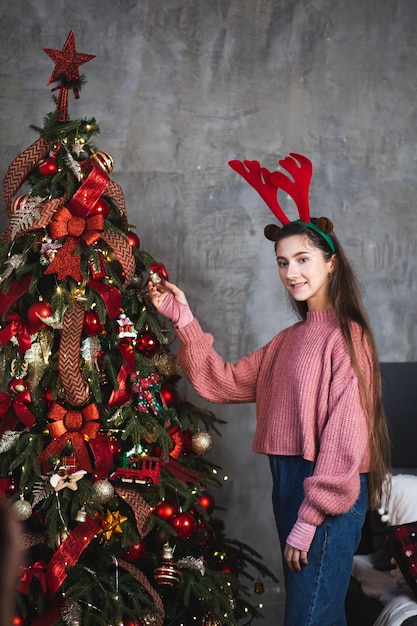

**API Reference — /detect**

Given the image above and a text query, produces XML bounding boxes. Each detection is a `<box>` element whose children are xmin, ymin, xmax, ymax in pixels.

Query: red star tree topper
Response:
<box><xmin>43</xmin><ymin>30</ymin><xmax>95</xmax><ymax>120</ymax></box>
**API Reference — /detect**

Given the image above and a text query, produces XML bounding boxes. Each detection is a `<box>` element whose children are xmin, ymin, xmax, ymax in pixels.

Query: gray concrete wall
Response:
<box><xmin>1</xmin><ymin>1</ymin><xmax>416</xmax><ymax>622</ymax></box>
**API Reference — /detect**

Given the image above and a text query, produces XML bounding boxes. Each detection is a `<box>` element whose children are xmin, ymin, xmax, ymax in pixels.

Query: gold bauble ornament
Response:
<box><xmin>153</xmin><ymin>353</ymin><xmax>179</xmax><ymax>377</ymax></box>
<box><xmin>254</xmin><ymin>577</ymin><xmax>265</xmax><ymax>594</ymax></box>
<box><xmin>191</xmin><ymin>431</ymin><xmax>213</xmax><ymax>456</ymax></box>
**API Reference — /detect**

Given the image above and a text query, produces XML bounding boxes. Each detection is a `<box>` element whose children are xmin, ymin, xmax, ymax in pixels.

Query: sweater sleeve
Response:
<box><xmin>175</xmin><ymin>318</ymin><xmax>267</xmax><ymax>404</ymax></box>
<box><xmin>297</xmin><ymin>326</ymin><xmax>372</xmax><ymax>529</ymax></box>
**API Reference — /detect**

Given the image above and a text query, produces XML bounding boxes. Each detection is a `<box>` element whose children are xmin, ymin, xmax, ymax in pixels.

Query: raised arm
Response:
<box><xmin>148</xmin><ymin>279</ymin><xmax>194</xmax><ymax>329</ymax></box>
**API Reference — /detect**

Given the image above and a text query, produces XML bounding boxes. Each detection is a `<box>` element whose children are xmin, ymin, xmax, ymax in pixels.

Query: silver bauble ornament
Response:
<box><xmin>12</xmin><ymin>496</ymin><xmax>32</xmax><ymax>521</ymax></box>
<box><xmin>191</xmin><ymin>431</ymin><xmax>213</xmax><ymax>456</ymax></box>
<box><xmin>92</xmin><ymin>479</ymin><xmax>115</xmax><ymax>504</ymax></box>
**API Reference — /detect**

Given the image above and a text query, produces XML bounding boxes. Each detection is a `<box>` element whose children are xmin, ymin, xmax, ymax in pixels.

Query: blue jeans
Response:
<box><xmin>269</xmin><ymin>455</ymin><xmax>368</xmax><ymax>626</ymax></box>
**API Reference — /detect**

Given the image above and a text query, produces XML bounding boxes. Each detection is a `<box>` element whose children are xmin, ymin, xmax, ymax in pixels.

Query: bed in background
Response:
<box><xmin>345</xmin><ymin>362</ymin><xmax>417</xmax><ymax>626</ymax></box>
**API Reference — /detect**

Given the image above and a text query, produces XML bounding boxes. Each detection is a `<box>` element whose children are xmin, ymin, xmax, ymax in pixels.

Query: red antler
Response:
<box><xmin>229</xmin><ymin>152</ymin><xmax>313</xmax><ymax>224</ymax></box>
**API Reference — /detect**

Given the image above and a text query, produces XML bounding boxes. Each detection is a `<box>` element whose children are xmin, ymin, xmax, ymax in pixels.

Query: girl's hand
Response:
<box><xmin>148</xmin><ymin>279</ymin><xmax>194</xmax><ymax>328</ymax></box>
<box><xmin>148</xmin><ymin>279</ymin><xmax>188</xmax><ymax>309</ymax></box>
<box><xmin>284</xmin><ymin>542</ymin><xmax>309</xmax><ymax>573</ymax></box>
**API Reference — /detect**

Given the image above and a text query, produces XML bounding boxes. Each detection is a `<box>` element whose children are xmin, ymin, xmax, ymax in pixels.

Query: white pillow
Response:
<box><xmin>384</xmin><ymin>474</ymin><xmax>417</xmax><ymax>526</ymax></box>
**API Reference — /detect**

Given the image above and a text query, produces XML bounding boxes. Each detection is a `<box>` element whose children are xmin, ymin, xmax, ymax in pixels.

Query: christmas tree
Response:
<box><xmin>0</xmin><ymin>32</ymin><xmax>276</xmax><ymax>626</ymax></box>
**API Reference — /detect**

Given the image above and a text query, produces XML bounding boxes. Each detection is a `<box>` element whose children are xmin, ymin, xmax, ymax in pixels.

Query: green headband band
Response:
<box><xmin>293</xmin><ymin>220</ymin><xmax>336</xmax><ymax>254</ymax></box>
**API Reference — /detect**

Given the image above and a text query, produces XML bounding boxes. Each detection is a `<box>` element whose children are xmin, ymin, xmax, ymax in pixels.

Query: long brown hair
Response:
<box><xmin>273</xmin><ymin>220</ymin><xmax>391</xmax><ymax>509</ymax></box>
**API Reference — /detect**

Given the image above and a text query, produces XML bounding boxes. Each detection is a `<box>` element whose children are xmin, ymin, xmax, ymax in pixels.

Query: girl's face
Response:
<box><xmin>275</xmin><ymin>234</ymin><xmax>336</xmax><ymax>311</ymax></box>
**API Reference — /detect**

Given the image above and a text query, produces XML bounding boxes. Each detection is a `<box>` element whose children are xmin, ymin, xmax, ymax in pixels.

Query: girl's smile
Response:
<box><xmin>275</xmin><ymin>234</ymin><xmax>336</xmax><ymax>311</ymax></box>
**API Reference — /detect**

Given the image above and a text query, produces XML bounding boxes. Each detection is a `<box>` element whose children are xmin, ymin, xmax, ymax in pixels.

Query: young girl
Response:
<box><xmin>148</xmin><ymin>154</ymin><xmax>391</xmax><ymax>625</ymax></box>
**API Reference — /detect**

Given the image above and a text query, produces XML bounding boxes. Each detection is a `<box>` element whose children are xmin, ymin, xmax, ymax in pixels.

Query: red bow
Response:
<box><xmin>39</xmin><ymin>402</ymin><xmax>100</xmax><ymax>473</ymax></box>
<box><xmin>0</xmin><ymin>389</ymin><xmax>35</xmax><ymax>436</ymax></box>
<box><xmin>18</xmin><ymin>561</ymin><xmax>47</xmax><ymax>595</ymax></box>
<box><xmin>44</xmin><ymin>207</ymin><xmax>104</xmax><ymax>282</ymax></box>
<box><xmin>0</xmin><ymin>312</ymin><xmax>36</xmax><ymax>354</ymax></box>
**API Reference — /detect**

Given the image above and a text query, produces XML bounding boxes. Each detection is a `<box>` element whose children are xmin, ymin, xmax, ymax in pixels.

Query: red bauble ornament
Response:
<box><xmin>154</xmin><ymin>500</ymin><xmax>178</xmax><ymax>522</ymax></box>
<box><xmin>122</xmin><ymin>619</ymin><xmax>141</xmax><ymax>626</ymax></box>
<box><xmin>135</xmin><ymin>331</ymin><xmax>160</xmax><ymax>357</ymax></box>
<box><xmin>160</xmin><ymin>383</ymin><xmax>179</xmax><ymax>408</ymax></box>
<box><xmin>171</xmin><ymin>511</ymin><xmax>197</xmax><ymax>538</ymax></box>
<box><xmin>27</xmin><ymin>301</ymin><xmax>53</xmax><ymax>329</ymax></box>
<box><xmin>90</xmin><ymin>197</ymin><xmax>109</xmax><ymax>219</ymax></box>
<box><xmin>12</xmin><ymin>616</ymin><xmax>25</xmax><ymax>626</ymax></box>
<box><xmin>38</xmin><ymin>156</ymin><xmax>58</xmax><ymax>177</ymax></box>
<box><xmin>149</xmin><ymin>262</ymin><xmax>169</xmax><ymax>282</ymax></box>
<box><xmin>83</xmin><ymin>310</ymin><xmax>104</xmax><ymax>336</ymax></box>
<box><xmin>8</xmin><ymin>377</ymin><xmax>27</xmax><ymax>395</ymax></box>
<box><xmin>10</xmin><ymin>194</ymin><xmax>29</xmax><ymax>216</ymax></box>
<box><xmin>198</xmin><ymin>491</ymin><xmax>216</xmax><ymax>515</ymax></box>
<box><xmin>123</xmin><ymin>540</ymin><xmax>147</xmax><ymax>563</ymax></box>
<box><xmin>127</xmin><ymin>230</ymin><xmax>140</xmax><ymax>248</ymax></box>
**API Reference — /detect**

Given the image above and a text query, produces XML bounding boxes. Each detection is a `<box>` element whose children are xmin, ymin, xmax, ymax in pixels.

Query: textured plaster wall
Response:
<box><xmin>1</xmin><ymin>1</ymin><xmax>417</xmax><ymax>622</ymax></box>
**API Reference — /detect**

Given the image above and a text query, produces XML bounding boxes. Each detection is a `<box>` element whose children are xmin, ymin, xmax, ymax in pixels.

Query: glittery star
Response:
<box><xmin>43</xmin><ymin>30</ymin><xmax>95</xmax><ymax>87</ymax></box>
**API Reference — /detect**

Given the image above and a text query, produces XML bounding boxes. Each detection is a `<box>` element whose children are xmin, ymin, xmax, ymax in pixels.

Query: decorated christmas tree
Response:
<box><xmin>0</xmin><ymin>32</ymin><xmax>276</xmax><ymax>626</ymax></box>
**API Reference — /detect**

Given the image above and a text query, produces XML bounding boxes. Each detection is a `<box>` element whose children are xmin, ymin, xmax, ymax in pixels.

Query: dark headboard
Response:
<box><xmin>380</xmin><ymin>362</ymin><xmax>417</xmax><ymax>469</ymax></box>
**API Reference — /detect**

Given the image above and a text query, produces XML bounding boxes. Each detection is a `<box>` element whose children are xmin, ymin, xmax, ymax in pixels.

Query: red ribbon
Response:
<box><xmin>88</xmin><ymin>280</ymin><xmax>122</xmax><ymax>319</ymax></box>
<box><xmin>67</xmin><ymin>161</ymin><xmax>109</xmax><ymax>217</ymax></box>
<box><xmin>164</xmin><ymin>456</ymin><xmax>204</xmax><ymax>484</ymax></box>
<box><xmin>46</xmin><ymin>515</ymin><xmax>101</xmax><ymax>598</ymax></box>
<box><xmin>18</xmin><ymin>560</ymin><xmax>47</xmax><ymax>595</ymax></box>
<box><xmin>88</xmin><ymin>433</ymin><xmax>114</xmax><ymax>479</ymax></box>
<box><xmin>108</xmin><ymin>341</ymin><xmax>137</xmax><ymax>406</ymax></box>
<box><xmin>0</xmin><ymin>389</ymin><xmax>35</xmax><ymax>435</ymax></box>
<box><xmin>39</xmin><ymin>402</ymin><xmax>100</xmax><ymax>473</ymax></box>
<box><xmin>107</xmin><ymin>364</ymin><xmax>132</xmax><ymax>407</ymax></box>
<box><xmin>0</xmin><ymin>312</ymin><xmax>36</xmax><ymax>354</ymax></box>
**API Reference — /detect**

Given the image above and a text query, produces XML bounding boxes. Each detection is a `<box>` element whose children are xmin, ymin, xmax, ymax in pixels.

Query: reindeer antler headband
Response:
<box><xmin>228</xmin><ymin>152</ymin><xmax>336</xmax><ymax>254</ymax></box>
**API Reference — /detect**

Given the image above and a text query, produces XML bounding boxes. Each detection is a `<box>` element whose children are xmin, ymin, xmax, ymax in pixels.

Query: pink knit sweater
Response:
<box><xmin>176</xmin><ymin>309</ymin><xmax>372</xmax><ymax>546</ymax></box>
